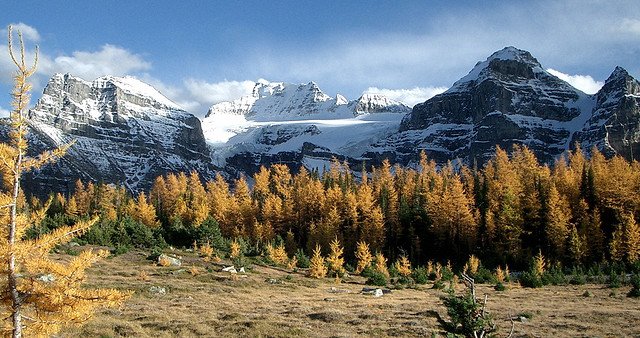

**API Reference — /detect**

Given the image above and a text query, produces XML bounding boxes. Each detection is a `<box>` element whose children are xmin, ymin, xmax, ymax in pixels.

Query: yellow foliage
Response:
<box><xmin>287</xmin><ymin>256</ymin><xmax>298</xmax><ymax>270</ymax></box>
<box><xmin>189</xmin><ymin>266</ymin><xmax>201</xmax><ymax>276</ymax></box>
<box><xmin>138</xmin><ymin>270</ymin><xmax>150</xmax><ymax>282</ymax></box>
<box><xmin>394</xmin><ymin>255</ymin><xmax>412</xmax><ymax>277</ymax></box>
<box><xmin>158</xmin><ymin>256</ymin><xmax>172</xmax><ymax>267</ymax></box>
<box><xmin>427</xmin><ymin>261</ymin><xmax>434</xmax><ymax>275</ymax></box>
<box><xmin>495</xmin><ymin>266</ymin><xmax>505</xmax><ymax>283</ymax></box>
<box><xmin>464</xmin><ymin>255</ymin><xmax>480</xmax><ymax>276</ymax></box>
<box><xmin>326</xmin><ymin>238</ymin><xmax>345</xmax><ymax>277</ymax></box>
<box><xmin>374</xmin><ymin>252</ymin><xmax>389</xmax><ymax>278</ymax></box>
<box><xmin>230</xmin><ymin>239</ymin><xmax>241</xmax><ymax>260</ymax></box>
<box><xmin>434</xmin><ymin>262</ymin><xmax>443</xmax><ymax>280</ymax></box>
<box><xmin>265</xmin><ymin>243</ymin><xmax>289</xmax><ymax>266</ymax></box>
<box><xmin>354</xmin><ymin>241</ymin><xmax>372</xmax><ymax>274</ymax></box>
<box><xmin>199</xmin><ymin>241</ymin><xmax>214</xmax><ymax>259</ymax></box>
<box><xmin>308</xmin><ymin>245</ymin><xmax>327</xmax><ymax>279</ymax></box>
<box><xmin>534</xmin><ymin>250</ymin><xmax>546</xmax><ymax>275</ymax></box>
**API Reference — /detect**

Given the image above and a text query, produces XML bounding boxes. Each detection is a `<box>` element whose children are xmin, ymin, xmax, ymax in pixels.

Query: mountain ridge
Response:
<box><xmin>4</xmin><ymin>46</ymin><xmax>639</xmax><ymax>197</ymax></box>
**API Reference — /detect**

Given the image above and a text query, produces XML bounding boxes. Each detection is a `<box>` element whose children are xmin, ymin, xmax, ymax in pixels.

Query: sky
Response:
<box><xmin>0</xmin><ymin>1</ymin><xmax>639</xmax><ymax>117</ymax></box>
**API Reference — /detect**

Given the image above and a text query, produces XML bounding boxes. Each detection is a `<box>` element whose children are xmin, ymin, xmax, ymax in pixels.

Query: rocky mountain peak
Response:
<box><xmin>449</xmin><ymin>46</ymin><xmax>545</xmax><ymax>92</ymax></box>
<box><xmin>597</xmin><ymin>66</ymin><xmax>639</xmax><ymax>101</ymax></box>
<box><xmin>353</xmin><ymin>93</ymin><xmax>410</xmax><ymax>115</ymax></box>
<box><xmin>22</xmin><ymin>73</ymin><xmax>214</xmax><ymax>195</ymax></box>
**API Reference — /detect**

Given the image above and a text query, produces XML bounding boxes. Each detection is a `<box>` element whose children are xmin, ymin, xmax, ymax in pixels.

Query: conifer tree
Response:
<box><xmin>128</xmin><ymin>192</ymin><xmax>160</xmax><ymax>228</ymax></box>
<box><xmin>326</xmin><ymin>238</ymin><xmax>345</xmax><ymax>278</ymax></box>
<box><xmin>354</xmin><ymin>241</ymin><xmax>373</xmax><ymax>274</ymax></box>
<box><xmin>374</xmin><ymin>252</ymin><xmax>390</xmax><ymax>278</ymax></box>
<box><xmin>545</xmin><ymin>183</ymin><xmax>571</xmax><ymax>257</ymax></box>
<box><xmin>567</xmin><ymin>225</ymin><xmax>585</xmax><ymax>265</ymax></box>
<box><xmin>623</xmin><ymin>213</ymin><xmax>640</xmax><ymax>263</ymax></box>
<box><xmin>308</xmin><ymin>244</ymin><xmax>327</xmax><ymax>278</ymax></box>
<box><xmin>0</xmin><ymin>26</ymin><xmax>130</xmax><ymax>337</ymax></box>
<box><xmin>394</xmin><ymin>255</ymin><xmax>412</xmax><ymax>277</ymax></box>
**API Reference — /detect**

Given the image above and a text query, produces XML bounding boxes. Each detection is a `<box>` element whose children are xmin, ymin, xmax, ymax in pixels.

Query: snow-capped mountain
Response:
<box><xmin>20</xmin><ymin>73</ymin><xmax>215</xmax><ymax>195</ymax></box>
<box><xmin>391</xmin><ymin>46</ymin><xmax>596</xmax><ymax>164</ymax></box>
<box><xmin>201</xmin><ymin>80</ymin><xmax>411</xmax><ymax>175</ymax></box>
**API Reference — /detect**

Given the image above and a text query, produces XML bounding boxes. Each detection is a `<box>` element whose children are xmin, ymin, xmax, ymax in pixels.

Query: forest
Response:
<box><xmin>30</xmin><ymin>144</ymin><xmax>640</xmax><ymax>273</ymax></box>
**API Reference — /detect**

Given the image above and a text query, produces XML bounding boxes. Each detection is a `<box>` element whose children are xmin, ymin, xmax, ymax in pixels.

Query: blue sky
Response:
<box><xmin>1</xmin><ymin>1</ymin><xmax>639</xmax><ymax>116</ymax></box>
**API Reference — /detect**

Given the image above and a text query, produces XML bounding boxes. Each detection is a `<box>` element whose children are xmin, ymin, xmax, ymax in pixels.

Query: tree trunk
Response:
<box><xmin>9</xmin><ymin>129</ymin><xmax>24</xmax><ymax>338</ymax></box>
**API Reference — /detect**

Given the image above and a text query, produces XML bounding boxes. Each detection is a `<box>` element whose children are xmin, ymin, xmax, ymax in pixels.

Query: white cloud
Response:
<box><xmin>2</xmin><ymin>23</ymin><xmax>41</xmax><ymax>42</ymax></box>
<box><xmin>619</xmin><ymin>18</ymin><xmax>640</xmax><ymax>35</ymax></box>
<box><xmin>547</xmin><ymin>69</ymin><xmax>604</xmax><ymax>94</ymax></box>
<box><xmin>50</xmin><ymin>44</ymin><xmax>151</xmax><ymax>80</ymax></box>
<box><xmin>363</xmin><ymin>86</ymin><xmax>447</xmax><ymax>107</ymax></box>
<box><xmin>184</xmin><ymin>78</ymin><xmax>255</xmax><ymax>106</ymax></box>
<box><xmin>0</xmin><ymin>106</ymin><xmax>10</xmax><ymax>118</ymax></box>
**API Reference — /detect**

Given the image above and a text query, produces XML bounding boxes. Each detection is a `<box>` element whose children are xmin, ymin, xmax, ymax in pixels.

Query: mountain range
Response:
<box><xmin>5</xmin><ymin>46</ymin><xmax>639</xmax><ymax>196</ymax></box>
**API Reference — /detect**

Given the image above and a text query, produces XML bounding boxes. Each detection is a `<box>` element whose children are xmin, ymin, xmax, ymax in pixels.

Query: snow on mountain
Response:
<box><xmin>201</xmin><ymin>80</ymin><xmax>410</xmax><ymax>174</ymax></box>
<box><xmin>23</xmin><ymin>73</ymin><xmax>215</xmax><ymax>194</ymax></box>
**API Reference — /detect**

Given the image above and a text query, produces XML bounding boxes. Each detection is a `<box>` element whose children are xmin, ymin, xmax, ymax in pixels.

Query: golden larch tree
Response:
<box><xmin>0</xmin><ymin>26</ymin><xmax>130</xmax><ymax>337</ymax></box>
<box><xmin>354</xmin><ymin>241</ymin><xmax>372</xmax><ymax>274</ymax></box>
<box><xmin>308</xmin><ymin>244</ymin><xmax>327</xmax><ymax>278</ymax></box>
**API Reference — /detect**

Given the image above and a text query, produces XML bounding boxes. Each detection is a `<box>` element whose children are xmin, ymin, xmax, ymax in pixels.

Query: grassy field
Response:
<box><xmin>56</xmin><ymin>247</ymin><xmax>640</xmax><ymax>337</ymax></box>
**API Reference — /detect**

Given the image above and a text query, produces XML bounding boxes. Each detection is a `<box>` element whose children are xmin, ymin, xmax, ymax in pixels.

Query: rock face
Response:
<box><xmin>396</xmin><ymin>46</ymin><xmax>595</xmax><ymax>164</ymax></box>
<box><xmin>21</xmin><ymin>73</ymin><xmax>215</xmax><ymax>195</ymax></box>
<box><xmin>572</xmin><ymin>67</ymin><xmax>640</xmax><ymax>160</ymax></box>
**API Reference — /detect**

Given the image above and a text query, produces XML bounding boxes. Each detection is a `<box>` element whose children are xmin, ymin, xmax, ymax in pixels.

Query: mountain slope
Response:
<box><xmin>572</xmin><ymin>67</ymin><xmax>640</xmax><ymax>160</ymax></box>
<box><xmin>393</xmin><ymin>46</ymin><xmax>595</xmax><ymax>164</ymax></box>
<box><xmin>22</xmin><ymin>73</ymin><xmax>215</xmax><ymax>195</ymax></box>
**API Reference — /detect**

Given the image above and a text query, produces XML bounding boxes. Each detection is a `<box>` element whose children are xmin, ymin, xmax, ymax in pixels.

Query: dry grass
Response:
<box><xmin>56</xmin><ymin>248</ymin><xmax>640</xmax><ymax>337</ymax></box>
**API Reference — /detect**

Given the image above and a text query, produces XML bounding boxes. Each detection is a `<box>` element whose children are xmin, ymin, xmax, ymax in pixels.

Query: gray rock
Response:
<box><xmin>148</xmin><ymin>286</ymin><xmax>166</xmax><ymax>295</ymax></box>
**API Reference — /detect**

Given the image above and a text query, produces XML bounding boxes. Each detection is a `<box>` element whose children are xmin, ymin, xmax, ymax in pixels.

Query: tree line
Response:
<box><xmin>36</xmin><ymin>144</ymin><xmax>640</xmax><ymax>270</ymax></box>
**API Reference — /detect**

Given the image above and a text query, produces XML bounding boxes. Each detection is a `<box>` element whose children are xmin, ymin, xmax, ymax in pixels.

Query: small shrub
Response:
<box><xmin>344</xmin><ymin>263</ymin><xmax>355</xmax><ymax>273</ymax></box>
<box><xmin>158</xmin><ymin>255</ymin><xmax>172</xmax><ymax>267</ymax></box>
<box><xmin>354</xmin><ymin>241</ymin><xmax>373</xmax><ymax>274</ymax></box>
<box><xmin>582</xmin><ymin>291</ymin><xmax>593</xmax><ymax>297</ymax></box>
<box><xmin>394</xmin><ymin>256</ymin><xmax>412</xmax><ymax>277</ymax></box>
<box><xmin>473</xmin><ymin>267</ymin><xmax>496</xmax><ymax>284</ymax></box>
<box><xmin>441</xmin><ymin>265</ymin><xmax>455</xmax><ymax>282</ymax></box>
<box><xmin>441</xmin><ymin>288</ymin><xmax>495</xmax><ymax>337</ymax></box>
<box><xmin>494</xmin><ymin>282</ymin><xmax>506</xmax><ymax>291</ymax></box>
<box><xmin>627</xmin><ymin>274</ymin><xmax>640</xmax><ymax>298</ymax></box>
<box><xmin>519</xmin><ymin>271</ymin><xmax>543</xmax><ymax>288</ymax></box>
<box><xmin>412</xmin><ymin>266</ymin><xmax>429</xmax><ymax>285</ymax></box>
<box><xmin>388</xmin><ymin>264</ymin><xmax>399</xmax><ymax>278</ymax></box>
<box><xmin>432</xmin><ymin>279</ymin><xmax>446</xmax><ymax>290</ymax></box>
<box><xmin>366</xmin><ymin>270</ymin><xmax>388</xmax><ymax>286</ymax></box>
<box><xmin>295</xmin><ymin>249</ymin><xmax>310</xmax><ymax>268</ymax></box>
<box><xmin>542</xmin><ymin>266</ymin><xmax>567</xmax><ymax>286</ymax></box>
<box><xmin>112</xmin><ymin>244</ymin><xmax>131</xmax><ymax>256</ymax></box>
<box><xmin>608</xmin><ymin>270</ymin><xmax>621</xmax><ymax>288</ymax></box>
<box><xmin>569</xmin><ymin>267</ymin><xmax>586</xmax><ymax>285</ymax></box>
